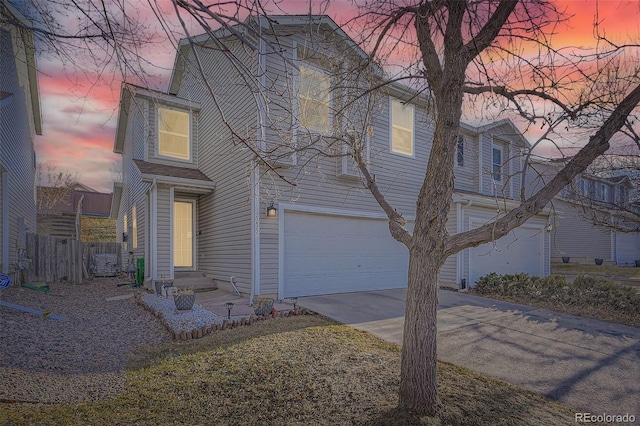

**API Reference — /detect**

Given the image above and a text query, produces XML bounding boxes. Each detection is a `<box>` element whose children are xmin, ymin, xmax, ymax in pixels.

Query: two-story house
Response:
<box><xmin>111</xmin><ymin>15</ymin><xmax>551</xmax><ymax>300</ymax></box>
<box><xmin>527</xmin><ymin>158</ymin><xmax>640</xmax><ymax>265</ymax></box>
<box><xmin>0</xmin><ymin>1</ymin><xmax>41</xmax><ymax>279</ymax></box>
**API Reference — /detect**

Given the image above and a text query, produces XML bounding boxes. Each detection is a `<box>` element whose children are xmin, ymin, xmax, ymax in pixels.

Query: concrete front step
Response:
<box><xmin>171</xmin><ymin>276</ymin><xmax>218</xmax><ymax>292</ymax></box>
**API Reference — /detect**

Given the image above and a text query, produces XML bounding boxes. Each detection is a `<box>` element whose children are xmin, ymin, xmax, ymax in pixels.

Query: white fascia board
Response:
<box><xmin>114</xmin><ymin>86</ymin><xmax>131</xmax><ymax>154</ymax></box>
<box><xmin>278</xmin><ymin>202</ymin><xmax>416</xmax><ymax>221</ymax></box>
<box><xmin>452</xmin><ymin>192</ymin><xmax>551</xmax><ymax>217</ymax></box>
<box><xmin>130</xmin><ymin>87</ymin><xmax>201</xmax><ymax>111</ymax></box>
<box><xmin>109</xmin><ymin>182</ymin><xmax>123</xmax><ymax>219</ymax></box>
<box><xmin>139</xmin><ymin>174</ymin><xmax>215</xmax><ymax>192</ymax></box>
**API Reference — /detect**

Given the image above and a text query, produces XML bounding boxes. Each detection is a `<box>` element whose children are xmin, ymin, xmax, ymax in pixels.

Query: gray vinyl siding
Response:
<box><xmin>0</xmin><ymin>26</ymin><xmax>37</xmax><ymax>276</ymax></box>
<box><xmin>261</xmin><ymin>97</ymin><xmax>433</xmax><ymax>215</ymax></box>
<box><xmin>116</xmin><ymin>97</ymin><xmax>150</xmax><ymax>275</ymax></box>
<box><xmin>156</xmin><ymin>185</ymin><xmax>171</xmax><ymax>278</ymax></box>
<box><xmin>440</xmin><ymin>206</ymin><xmax>459</xmax><ymax>286</ymax></box>
<box><xmin>552</xmin><ymin>200</ymin><xmax>612</xmax><ymax>261</ymax></box>
<box><xmin>478</xmin><ymin>126</ymin><xmax>527</xmax><ymax>199</ymax></box>
<box><xmin>454</xmin><ymin>132</ymin><xmax>479</xmax><ymax>193</ymax></box>
<box><xmin>259</xmin><ymin>208</ymin><xmax>278</xmax><ymax>294</ymax></box>
<box><xmin>175</xmin><ymin>41</ymin><xmax>256</xmax><ymax>293</ymax></box>
<box><xmin>524</xmin><ymin>161</ymin><xmax>557</xmax><ymax>199</ymax></box>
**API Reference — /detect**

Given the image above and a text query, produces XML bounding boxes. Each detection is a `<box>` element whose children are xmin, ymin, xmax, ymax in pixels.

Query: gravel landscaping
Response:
<box><xmin>0</xmin><ymin>277</ymin><xmax>172</xmax><ymax>404</ymax></box>
<box><xmin>1</xmin><ymin>276</ymin><xmax>581</xmax><ymax>425</ymax></box>
<box><xmin>140</xmin><ymin>292</ymin><xmax>237</xmax><ymax>333</ymax></box>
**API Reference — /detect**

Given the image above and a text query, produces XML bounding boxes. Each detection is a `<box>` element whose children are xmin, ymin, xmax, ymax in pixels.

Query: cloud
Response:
<box><xmin>32</xmin><ymin>0</ymin><xmax>639</xmax><ymax>194</ymax></box>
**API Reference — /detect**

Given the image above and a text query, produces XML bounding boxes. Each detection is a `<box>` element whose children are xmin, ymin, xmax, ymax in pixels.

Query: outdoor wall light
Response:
<box><xmin>266</xmin><ymin>201</ymin><xmax>277</xmax><ymax>217</ymax></box>
<box><xmin>545</xmin><ymin>223</ymin><xmax>553</xmax><ymax>233</ymax></box>
<box><xmin>225</xmin><ymin>302</ymin><xmax>234</xmax><ymax>319</ymax></box>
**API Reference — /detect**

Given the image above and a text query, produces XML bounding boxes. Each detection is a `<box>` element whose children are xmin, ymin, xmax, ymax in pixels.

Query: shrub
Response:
<box><xmin>473</xmin><ymin>273</ymin><xmax>640</xmax><ymax>314</ymax></box>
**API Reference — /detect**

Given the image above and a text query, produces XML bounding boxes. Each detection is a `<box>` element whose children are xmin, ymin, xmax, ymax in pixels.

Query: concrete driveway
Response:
<box><xmin>299</xmin><ymin>289</ymin><xmax>640</xmax><ymax>416</ymax></box>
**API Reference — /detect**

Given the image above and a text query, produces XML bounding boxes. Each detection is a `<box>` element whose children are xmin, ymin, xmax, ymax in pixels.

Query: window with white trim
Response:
<box><xmin>390</xmin><ymin>99</ymin><xmax>414</xmax><ymax>156</ymax></box>
<box><xmin>298</xmin><ymin>65</ymin><xmax>331</xmax><ymax>133</ymax></box>
<box><xmin>604</xmin><ymin>185</ymin><xmax>613</xmax><ymax>203</ymax></box>
<box><xmin>158</xmin><ymin>107</ymin><xmax>191</xmax><ymax>160</ymax></box>
<box><xmin>492</xmin><ymin>146</ymin><xmax>502</xmax><ymax>181</ymax></box>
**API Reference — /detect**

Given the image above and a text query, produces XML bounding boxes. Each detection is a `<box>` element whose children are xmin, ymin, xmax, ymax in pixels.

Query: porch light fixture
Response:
<box><xmin>225</xmin><ymin>302</ymin><xmax>234</xmax><ymax>320</ymax></box>
<box><xmin>266</xmin><ymin>202</ymin><xmax>277</xmax><ymax>217</ymax></box>
<box><xmin>545</xmin><ymin>222</ymin><xmax>553</xmax><ymax>233</ymax></box>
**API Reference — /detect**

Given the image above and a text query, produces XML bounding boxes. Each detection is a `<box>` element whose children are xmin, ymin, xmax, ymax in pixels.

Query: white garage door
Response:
<box><xmin>469</xmin><ymin>225</ymin><xmax>543</xmax><ymax>286</ymax></box>
<box><xmin>283</xmin><ymin>211</ymin><xmax>409</xmax><ymax>297</ymax></box>
<box><xmin>615</xmin><ymin>232</ymin><xmax>640</xmax><ymax>265</ymax></box>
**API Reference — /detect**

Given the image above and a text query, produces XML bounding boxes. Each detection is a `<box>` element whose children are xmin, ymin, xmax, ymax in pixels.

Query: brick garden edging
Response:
<box><xmin>134</xmin><ymin>291</ymin><xmax>313</xmax><ymax>341</ymax></box>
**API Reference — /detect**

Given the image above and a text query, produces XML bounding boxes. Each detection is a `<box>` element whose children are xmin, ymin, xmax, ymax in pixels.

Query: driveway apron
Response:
<box><xmin>299</xmin><ymin>289</ymin><xmax>640</xmax><ymax>416</ymax></box>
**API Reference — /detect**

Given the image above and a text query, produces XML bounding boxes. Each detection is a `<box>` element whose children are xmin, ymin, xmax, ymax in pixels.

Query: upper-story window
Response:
<box><xmin>595</xmin><ymin>183</ymin><xmax>612</xmax><ymax>202</ymax></box>
<box><xmin>158</xmin><ymin>107</ymin><xmax>191</xmax><ymax>161</ymax></box>
<box><xmin>299</xmin><ymin>65</ymin><xmax>331</xmax><ymax>133</ymax></box>
<box><xmin>492</xmin><ymin>146</ymin><xmax>502</xmax><ymax>181</ymax></box>
<box><xmin>390</xmin><ymin>99</ymin><xmax>414</xmax><ymax>156</ymax></box>
<box><xmin>456</xmin><ymin>135</ymin><xmax>464</xmax><ymax>167</ymax></box>
<box><xmin>579</xmin><ymin>178</ymin><xmax>589</xmax><ymax>195</ymax></box>
<box><xmin>616</xmin><ymin>185</ymin><xmax>628</xmax><ymax>205</ymax></box>
<box><xmin>604</xmin><ymin>185</ymin><xmax>613</xmax><ymax>203</ymax></box>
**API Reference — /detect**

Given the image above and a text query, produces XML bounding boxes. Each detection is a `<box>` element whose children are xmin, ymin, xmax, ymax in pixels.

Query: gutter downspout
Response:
<box><xmin>455</xmin><ymin>198</ymin><xmax>473</xmax><ymax>289</ymax></box>
<box><xmin>250</xmin><ymin>32</ymin><xmax>268</xmax><ymax>304</ymax></box>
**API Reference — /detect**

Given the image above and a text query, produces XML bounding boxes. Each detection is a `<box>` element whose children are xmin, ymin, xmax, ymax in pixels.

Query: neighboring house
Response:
<box><xmin>0</xmin><ymin>1</ymin><xmax>41</xmax><ymax>278</ymax></box>
<box><xmin>527</xmin><ymin>158</ymin><xmax>640</xmax><ymax>265</ymax></box>
<box><xmin>38</xmin><ymin>183</ymin><xmax>115</xmax><ymax>242</ymax></box>
<box><xmin>111</xmin><ymin>15</ymin><xmax>551</xmax><ymax>299</ymax></box>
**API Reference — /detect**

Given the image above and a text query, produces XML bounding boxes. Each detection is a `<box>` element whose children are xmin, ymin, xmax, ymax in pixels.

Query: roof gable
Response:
<box><xmin>169</xmin><ymin>14</ymin><xmax>373</xmax><ymax>95</ymax></box>
<box><xmin>114</xmin><ymin>83</ymin><xmax>200</xmax><ymax>154</ymax></box>
<box><xmin>461</xmin><ymin>118</ymin><xmax>530</xmax><ymax>148</ymax></box>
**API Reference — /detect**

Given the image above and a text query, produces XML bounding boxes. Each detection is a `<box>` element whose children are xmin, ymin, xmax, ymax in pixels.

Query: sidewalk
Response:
<box><xmin>194</xmin><ymin>281</ymin><xmax>293</xmax><ymax>318</ymax></box>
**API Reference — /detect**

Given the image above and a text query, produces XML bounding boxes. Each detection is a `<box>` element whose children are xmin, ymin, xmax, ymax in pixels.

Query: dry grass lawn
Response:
<box><xmin>552</xmin><ymin>263</ymin><xmax>640</xmax><ymax>279</ymax></box>
<box><xmin>1</xmin><ymin>315</ymin><xmax>576</xmax><ymax>425</ymax></box>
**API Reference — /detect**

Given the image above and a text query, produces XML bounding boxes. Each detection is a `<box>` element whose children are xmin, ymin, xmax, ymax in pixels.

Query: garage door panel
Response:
<box><xmin>287</xmin><ymin>253</ymin><xmax>406</xmax><ymax>272</ymax></box>
<box><xmin>283</xmin><ymin>211</ymin><xmax>408</xmax><ymax>297</ymax></box>
<box><xmin>286</xmin><ymin>235</ymin><xmax>393</xmax><ymax>252</ymax></box>
<box><xmin>616</xmin><ymin>232</ymin><xmax>640</xmax><ymax>265</ymax></box>
<box><xmin>469</xmin><ymin>225</ymin><xmax>542</xmax><ymax>286</ymax></box>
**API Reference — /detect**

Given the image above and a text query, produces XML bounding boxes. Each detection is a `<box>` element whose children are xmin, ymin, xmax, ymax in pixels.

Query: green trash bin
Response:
<box><xmin>136</xmin><ymin>258</ymin><xmax>144</xmax><ymax>287</ymax></box>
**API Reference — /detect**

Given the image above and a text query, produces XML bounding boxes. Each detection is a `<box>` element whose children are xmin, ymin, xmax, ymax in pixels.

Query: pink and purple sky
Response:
<box><xmin>32</xmin><ymin>1</ymin><xmax>640</xmax><ymax>193</ymax></box>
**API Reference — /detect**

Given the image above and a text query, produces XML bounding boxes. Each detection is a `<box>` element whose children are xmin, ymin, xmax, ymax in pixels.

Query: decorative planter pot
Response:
<box><xmin>562</xmin><ymin>257</ymin><xmax>570</xmax><ymax>264</ymax></box>
<box><xmin>174</xmin><ymin>294</ymin><xmax>195</xmax><ymax>310</ymax></box>
<box><xmin>635</xmin><ymin>260</ymin><xmax>640</xmax><ymax>267</ymax></box>
<box><xmin>253</xmin><ymin>297</ymin><xmax>274</xmax><ymax>316</ymax></box>
<box><xmin>595</xmin><ymin>258</ymin><xmax>604</xmax><ymax>265</ymax></box>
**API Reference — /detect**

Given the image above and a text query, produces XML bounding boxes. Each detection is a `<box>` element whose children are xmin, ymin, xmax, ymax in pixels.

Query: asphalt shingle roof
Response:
<box><xmin>133</xmin><ymin>159</ymin><xmax>212</xmax><ymax>182</ymax></box>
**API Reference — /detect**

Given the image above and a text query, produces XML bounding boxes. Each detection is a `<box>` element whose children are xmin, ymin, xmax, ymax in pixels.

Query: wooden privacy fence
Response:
<box><xmin>22</xmin><ymin>233</ymin><xmax>122</xmax><ymax>285</ymax></box>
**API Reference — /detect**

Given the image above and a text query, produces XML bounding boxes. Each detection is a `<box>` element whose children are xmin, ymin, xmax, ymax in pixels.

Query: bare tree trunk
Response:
<box><xmin>399</xmin><ymin>246</ymin><xmax>444</xmax><ymax>414</ymax></box>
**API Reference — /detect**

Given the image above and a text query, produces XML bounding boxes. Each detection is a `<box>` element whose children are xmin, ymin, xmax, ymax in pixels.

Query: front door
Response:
<box><xmin>173</xmin><ymin>200</ymin><xmax>194</xmax><ymax>269</ymax></box>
